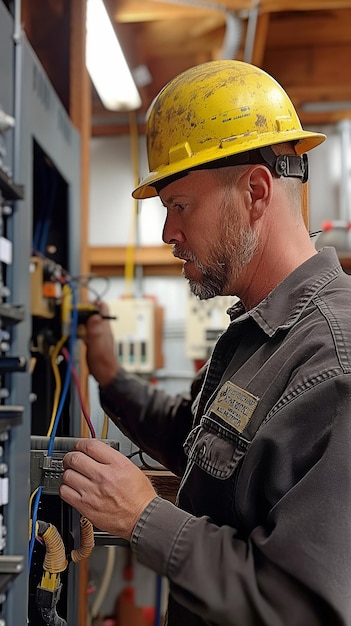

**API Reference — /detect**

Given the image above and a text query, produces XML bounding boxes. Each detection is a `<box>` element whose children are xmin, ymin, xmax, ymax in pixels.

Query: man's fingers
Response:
<box><xmin>59</xmin><ymin>476</ymin><xmax>81</xmax><ymax>504</ymax></box>
<box><xmin>73</xmin><ymin>438</ymin><xmax>120</xmax><ymax>464</ymax></box>
<box><xmin>97</xmin><ymin>301</ymin><xmax>110</xmax><ymax>317</ymax></box>
<box><xmin>63</xmin><ymin>440</ymin><xmax>127</xmax><ymax>486</ymax></box>
<box><xmin>60</xmin><ymin>473</ymin><xmax>98</xmax><ymax>524</ymax></box>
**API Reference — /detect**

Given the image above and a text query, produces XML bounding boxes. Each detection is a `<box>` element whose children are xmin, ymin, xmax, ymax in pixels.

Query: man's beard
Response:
<box><xmin>172</xmin><ymin>220</ymin><xmax>259</xmax><ymax>300</ymax></box>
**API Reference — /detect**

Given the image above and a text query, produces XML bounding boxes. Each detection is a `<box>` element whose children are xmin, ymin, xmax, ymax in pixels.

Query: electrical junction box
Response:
<box><xmin>185</xmin><ymin>292</ymin><xmax>238</xmax><ymax>360</ymax></box>
<box><xmin>30</xmin><ymin>256</ymin><xmax>62</xmax><ymax>318</ymax></box>
<box><xmin>106</xmin><ymin>297</ymin><xmax>163</xmax><ymax>374</ymax></box>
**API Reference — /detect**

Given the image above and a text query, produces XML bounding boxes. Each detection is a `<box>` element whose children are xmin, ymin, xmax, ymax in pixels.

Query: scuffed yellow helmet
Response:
<box><xmin>132</xmin><ymin>60</ymin><xmax>325</xmax><ymax>199</ymax></box>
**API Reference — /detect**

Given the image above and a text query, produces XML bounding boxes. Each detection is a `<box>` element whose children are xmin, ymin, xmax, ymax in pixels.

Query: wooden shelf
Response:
<box><xmin>338</xmin><ymin>256</ymin><xmax>351</xmax><ymax>274</ymax></box>
<box><xmin>87</xmin><ymin>245</ymin><xmax>183</xmax><ymax>276</ymax></box>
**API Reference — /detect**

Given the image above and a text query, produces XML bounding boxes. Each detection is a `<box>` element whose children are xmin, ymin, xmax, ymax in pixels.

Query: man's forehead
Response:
<box><xmin>159</xmin><ymin>169</ymin><xmax>217</xmax><ymax>201</ymax></box>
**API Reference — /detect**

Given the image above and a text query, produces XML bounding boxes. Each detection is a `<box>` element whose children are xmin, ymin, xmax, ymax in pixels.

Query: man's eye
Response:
<box><xmin>173</xmin><ymin>203</ymin><xmax>186</xmax><ymax>211</ymax></box>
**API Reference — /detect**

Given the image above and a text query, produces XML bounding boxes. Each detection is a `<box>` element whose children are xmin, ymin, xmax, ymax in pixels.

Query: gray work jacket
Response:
<box><xmin>100</xmin><ymin>247</ymin><xmax>351</xmax><ymax>626</ymax></box>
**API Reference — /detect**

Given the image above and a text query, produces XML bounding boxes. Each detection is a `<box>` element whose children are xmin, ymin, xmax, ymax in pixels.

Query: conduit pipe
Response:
<box><xmin>337</xmin><ymin>119</ymin><xmax>351</xmax><ymax>223</ymax></box>
<box><xmin>151</xmin><ymin>0</ymin><xmax>243</xmax><ymax>60</ymax></box>
<box><xmin>243</xmin><ymin>0</ymin><xmax>260</xmax><ymax>63</ymax></box>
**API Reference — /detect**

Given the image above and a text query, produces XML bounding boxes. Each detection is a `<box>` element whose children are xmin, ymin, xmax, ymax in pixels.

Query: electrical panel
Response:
<box><xmin>185</xmin><ymin>292</ymin><xmax>238</xmax><ymax>361</ymax></box>
<box><xmin>0</xmin><ymin>5</ymin><xmax>29</xmax><ymax>626</ymax></box>
<box><xmin>106</xmin><ymin>298</ymin><xmax>164</xmax><ymax>374</ymax></box>
<box><xmin>0</xmin><ymin>3</ymin><xmax>85</xmax><ymax>623</ymax></box>
<box><xmin>0</xmin><ymin>175</ymin><xmax>25</xmax><ymax>619</ymax></box>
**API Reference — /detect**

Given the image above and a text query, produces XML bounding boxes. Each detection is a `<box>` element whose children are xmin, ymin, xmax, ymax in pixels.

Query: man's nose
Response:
<box><xmin>162</xmin><ymin>212</ymin><xmax>185</xmax><ymax>244</ymax></box>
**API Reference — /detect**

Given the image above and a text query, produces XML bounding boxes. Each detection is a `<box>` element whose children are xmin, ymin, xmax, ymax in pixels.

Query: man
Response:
<box><xmin>60</xmin><ymin>60</ymin><xmax>351</xmax><ymax>625</ymax></box>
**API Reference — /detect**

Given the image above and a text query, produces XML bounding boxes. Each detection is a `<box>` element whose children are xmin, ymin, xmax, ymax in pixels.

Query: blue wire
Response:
<box><xmin>29</xmin><ymin>282</ymin><xmax>78</xmax><ymax>565</ymax></box>
<box><xmin>28</xmin><ymin>486</ymin><xmax>42</xmax><ymax>570</ymax></box>
<box><xmin>28</xmin><ymin>282</ymin><xmax>78</xmax><ymax>575</ymax></box>
<box><xmin>48</xmin><ymin>280</ymin><xmax>78</xmax><ymax>456</ymax></box>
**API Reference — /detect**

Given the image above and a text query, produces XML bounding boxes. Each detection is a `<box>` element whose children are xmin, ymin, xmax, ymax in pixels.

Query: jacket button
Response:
<box><xmin>199</xmin><ymin>443</ymin><xmax>206</xmax><ymax>457</ymax></box>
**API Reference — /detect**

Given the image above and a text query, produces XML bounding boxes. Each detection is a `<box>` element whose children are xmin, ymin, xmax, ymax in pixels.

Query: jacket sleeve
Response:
<box><xmin>99</xmin><ymin>366</ymin><xmax>206</xmax><ymax>476</ymax></box>
<box><xmin>130</xmin><ymin>375</ymin><xmax>351</xmax><ymax>626</ymax></box>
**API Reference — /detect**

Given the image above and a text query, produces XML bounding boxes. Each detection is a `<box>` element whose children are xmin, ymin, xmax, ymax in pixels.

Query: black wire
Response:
<box><xmin>138</xmin><ymin>450</ymin><xmax>165</xmax><ymax>471</ymax></box>
<box><xmin>309</xmin><ymin>230</ymin><xmax>322</xmax><ymax>238</ymax></box>
<box><xmin>126</xmin><ymin>449</ymin><xmax>141</xmax><ymax>461</ymax></box>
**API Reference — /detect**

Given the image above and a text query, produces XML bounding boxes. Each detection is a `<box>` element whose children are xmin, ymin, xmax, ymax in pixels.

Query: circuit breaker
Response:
<box><xmin>106</xmin><ymin>297</ymin><xmax>163</xmax><ymax>374</ymax></box>
<box><xmin>185</xmin><ymin>292</ymin><xmax>237</xmax><ymax>360</ymax></box>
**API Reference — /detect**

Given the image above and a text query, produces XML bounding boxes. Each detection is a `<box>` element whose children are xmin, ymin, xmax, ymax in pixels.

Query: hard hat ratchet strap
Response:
<box><xmin>259</xmin><ymin>146</ymin><xmax>308</xmax><ymax>183</ymax></box>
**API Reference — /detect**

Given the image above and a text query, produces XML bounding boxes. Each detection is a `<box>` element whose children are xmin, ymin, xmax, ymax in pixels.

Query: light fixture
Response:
<box><xmin>300</xmin><ymin>101</ymin><xmax>351</xmax><ymax>113</ymax></box>
<box><xmin>86</xmin><ymin>0</ymin><xmax>142</xmax><ymax>111</ymax></box>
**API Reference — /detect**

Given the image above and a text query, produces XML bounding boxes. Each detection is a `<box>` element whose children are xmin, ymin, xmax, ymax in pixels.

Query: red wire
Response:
<box><xmin>60</xmin><ymin>347</ymin><xmax>96</xmax><ymax>438</ymax></box>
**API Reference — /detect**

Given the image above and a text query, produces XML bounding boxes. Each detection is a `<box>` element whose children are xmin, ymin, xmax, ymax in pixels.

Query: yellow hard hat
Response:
<box><xmin>132</xmin><ymin>60</ymin><xmax>325</xmax><ymax>199</ymax></box>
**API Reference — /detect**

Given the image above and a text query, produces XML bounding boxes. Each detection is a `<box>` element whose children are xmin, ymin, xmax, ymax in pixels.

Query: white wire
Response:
<box><xmin>90</xmin><ymin>546</ymin><xmax>116</xmax><ymax>621</ymax></box>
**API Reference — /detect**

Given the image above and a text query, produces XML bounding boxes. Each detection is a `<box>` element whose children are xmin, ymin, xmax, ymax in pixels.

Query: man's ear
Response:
<box><xmin>246</xmin><ymin>165</ymin><xmax>273</xmax><ymax>222</ymax></box>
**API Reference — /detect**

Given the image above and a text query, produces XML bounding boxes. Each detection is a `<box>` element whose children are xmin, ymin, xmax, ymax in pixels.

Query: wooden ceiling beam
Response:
<box><xmin>266</xmin><ymin>9</ymin><xmax>351</xmax><ymax>47</ymax></box>
<box><xmin>264</xmin><ymin>43</ymin><xmax>351</xmax><ymax>89</ymax></box>
<box><xmin>114</xmin><ymin>0</ymin><xmax>351</xmax><ymax>23</ymax></box>
<box><xmin>259</xmin><ymin>0</ymin><xmax>351</xmax><ymax>12</ymax></box>
<box><xmin>139</xmin><ymin>18</ymin><xmax>225</xmax><ymax>57</ymax></box>
<box><xmin>114</xmin><ymin>0</ymin><xmax>253</xmax><ymax>23</ymax></box>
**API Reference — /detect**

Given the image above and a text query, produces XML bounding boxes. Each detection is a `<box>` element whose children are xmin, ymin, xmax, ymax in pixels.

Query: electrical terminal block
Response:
<box><xmin>39</xmin><ymin>455</ymin><xmax>64</xmax><ymax>495</ymax></box>
<box><xmin>30</xmin><ymin>436</ymin><xmax>120</xmax><ymax>494</ymax></box>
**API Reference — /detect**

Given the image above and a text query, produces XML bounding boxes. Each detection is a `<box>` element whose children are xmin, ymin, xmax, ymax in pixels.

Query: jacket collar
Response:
<box><xmin>227</xmin><ymin>247</ymin><xmax>343</xmax><ymax>337</ymax></box>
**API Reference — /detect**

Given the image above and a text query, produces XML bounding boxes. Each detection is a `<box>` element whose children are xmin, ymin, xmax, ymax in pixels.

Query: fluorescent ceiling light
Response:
<box><xmin>86</xmin><ymin>0</ymin><xmax>142</xmax><ymax>111</ymax></box>
<box><xmin>301</xmin><ymin>101</ymin><xmax>351</xmax><ymax>113</ymax></box>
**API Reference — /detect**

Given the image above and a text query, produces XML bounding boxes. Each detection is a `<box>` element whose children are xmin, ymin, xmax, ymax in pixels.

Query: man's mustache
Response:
<box><xmin>172</xmin><ymin>245</ymin><xmax>226</xmax><ymax>270</ymax></box>
<box><xmin>172</xmin><ymin>245</ymin><xmax>196</xmax><ymax>262</ymax></box>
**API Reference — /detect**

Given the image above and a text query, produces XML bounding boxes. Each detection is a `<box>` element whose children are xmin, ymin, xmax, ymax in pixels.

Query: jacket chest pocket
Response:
<box><xmin>184</xmin><ymin>414</ymin><xmax>250</xmax><ymax>479</ymax></box>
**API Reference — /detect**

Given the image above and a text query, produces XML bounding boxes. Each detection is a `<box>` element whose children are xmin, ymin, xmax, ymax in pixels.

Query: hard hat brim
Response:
<box><xmin>132</xmin><ymin>129</ymin><xmax>326</xmax><ymax>199</ymax></box>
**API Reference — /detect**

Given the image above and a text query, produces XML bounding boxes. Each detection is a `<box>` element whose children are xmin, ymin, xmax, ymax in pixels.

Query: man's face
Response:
<box><xmin>159</xmin><ymin>169</ymin><xmax>259</xmax><ymax>299</ymax></box>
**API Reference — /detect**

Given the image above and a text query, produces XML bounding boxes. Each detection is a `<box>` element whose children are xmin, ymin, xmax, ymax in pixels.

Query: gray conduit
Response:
<box><xmin>337</xmin><ymin>119</ymin><xmax>351</xmax><ymax>223</ymax></box>
<box><xmin>243</xmin><ymin>0</ymin><xmax>260</xmax><ymax>63</ymax></box>
<box><xmin>151</xmin><ymin>0</ymin><xmax>243</xmax><ymax>60</ymax></box>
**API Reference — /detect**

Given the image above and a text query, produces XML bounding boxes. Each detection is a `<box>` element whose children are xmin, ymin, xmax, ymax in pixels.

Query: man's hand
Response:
<box><xmin>60</xmin><ymin>439</ymin><xmax>157</xmax><ymax>540</ymax></box>
<box><xmin>84</xmin><ymin>302</ymin><xmax>120</xmax><ymax>387</ymax></box>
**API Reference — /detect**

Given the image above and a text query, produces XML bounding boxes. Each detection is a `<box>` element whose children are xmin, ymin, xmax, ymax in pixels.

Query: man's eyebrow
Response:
<box><xmin>160</xmin><ymin>195</ymin><xmax>189</xmax><ymax>206</ymax></box>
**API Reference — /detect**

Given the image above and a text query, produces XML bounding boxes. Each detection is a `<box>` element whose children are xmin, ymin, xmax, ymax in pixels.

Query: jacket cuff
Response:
<box><xmin>130</xmin><ymin>496</ymin><xmax>193</xmax><ymax>575</ymax></box>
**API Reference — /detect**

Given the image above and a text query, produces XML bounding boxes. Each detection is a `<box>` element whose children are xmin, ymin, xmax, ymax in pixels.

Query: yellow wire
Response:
<box><xmin>28</xmin><ymin>489</ymin><xmax>40</xmax><ymax>541</ymax></box>
<box><xmin>124</xmin><ymin>110</ymin><xmax>140</xmax><ymax>297</ymax></box>
<box><xmin>100</xmin><ymin>413</ymin><xmax>109</xmax><ymax>439</ymax></box>
<box><xmin>46</xmin><ymin>334</ymin><xmax>69</xmax><ymax>437</ymax></box>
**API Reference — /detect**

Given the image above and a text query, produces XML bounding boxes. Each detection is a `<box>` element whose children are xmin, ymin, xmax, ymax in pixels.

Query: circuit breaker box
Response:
<box><xmin>185</xmin><ymin>292</ymin><xmax>237</xmax><ymax>360</ymax></box>
<box><xmin>106</xmin><ymin>297</ymin><xmax>163</xmax><ymax>374</ymax></box>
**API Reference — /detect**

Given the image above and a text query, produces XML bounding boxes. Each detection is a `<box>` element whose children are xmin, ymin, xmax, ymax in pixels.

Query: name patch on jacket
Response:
<box><xmin>211</xmin><ymin>381</ymin><xmax>259</xmax><ymax>432</ymax></box>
